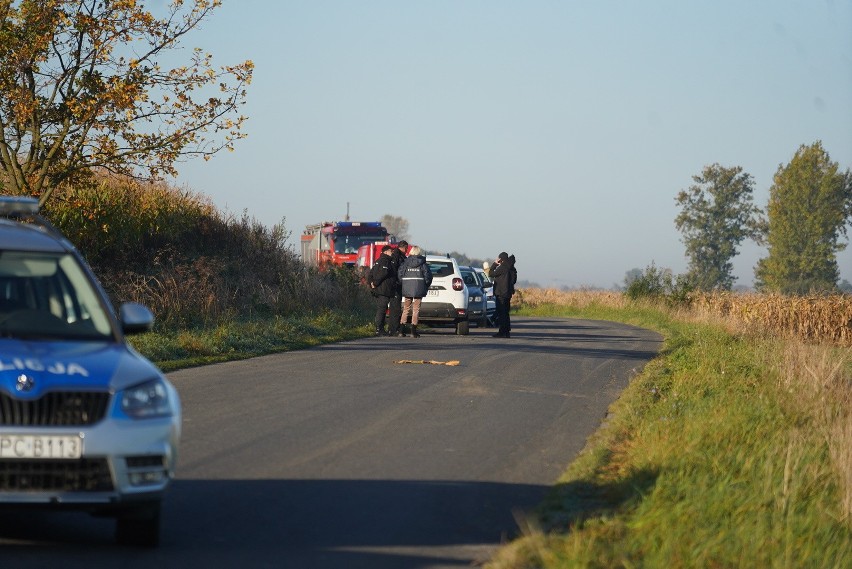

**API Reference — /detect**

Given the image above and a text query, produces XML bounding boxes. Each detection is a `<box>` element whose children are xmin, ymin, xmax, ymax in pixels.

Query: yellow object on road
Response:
<box><xmin>394</xmin><ymin>359</ymin><xmax>460</xmax><ymax>366</ymax></box>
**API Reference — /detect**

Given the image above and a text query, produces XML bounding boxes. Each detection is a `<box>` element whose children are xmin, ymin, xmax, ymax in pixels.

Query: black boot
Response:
<box><xmin>397</xmin><ymin>325</ymin><xmax>407</xmax><ymax>337</ymax></box>
<box><xmin>411</xmin><ymin>325</ymin><xmax>420</xmax><ymax>338</ymax></box>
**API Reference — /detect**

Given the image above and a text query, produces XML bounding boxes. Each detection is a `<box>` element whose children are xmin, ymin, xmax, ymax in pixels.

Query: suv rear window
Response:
<box><xmin>461</xmin><ymin>270</ymin><xmax>478</xmax><ymax>286</ymax></box>
<box><xmin>426</xmin><ymin>260</ymin><xmax>454</xmax><ymax>277</ymax></box>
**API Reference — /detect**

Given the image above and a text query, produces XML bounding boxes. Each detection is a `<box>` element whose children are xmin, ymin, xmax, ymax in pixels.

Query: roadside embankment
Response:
<box><xmin>485</xmin><ymin>290</ymin><xmax>851</xmax><ymax>568</ymax></box>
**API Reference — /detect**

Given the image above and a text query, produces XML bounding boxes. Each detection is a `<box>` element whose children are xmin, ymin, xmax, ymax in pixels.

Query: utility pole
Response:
<box><xmin>345</xmin><ymin>202</ymin><xmax>350</xmax><ymax>221</ymax></box>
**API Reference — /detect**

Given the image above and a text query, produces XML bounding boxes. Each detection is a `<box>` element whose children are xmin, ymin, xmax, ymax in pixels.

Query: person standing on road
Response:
<box><xmin>488</xmin><ymin>252</ymin><xmax>517</xmax><ymax>338</ymax></box>
<box><xmin>397</xmin><ymin>246</ymin><xmax>432</xmax><ymax>338</ymax></box>
<box><xmin>386</xmin><ymin>240</ymin><xmax>408</xmax><ymax>336</ymax></box>
<box><xmin>369</xmin><ymin>245</ymin><xmax>398</xmax><ymax>336</ymax></box>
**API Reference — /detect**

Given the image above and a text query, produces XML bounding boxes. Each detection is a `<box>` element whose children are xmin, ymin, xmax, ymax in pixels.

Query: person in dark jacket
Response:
<box><xmin>488</xmin><ymin>251</ymin><xmax>517</xmax><ymax>338</ymax></box>
<box><xmin>386</xmin><ymin>240</ymin><xmax>408</xmax><ymax>336</ymax></box>
<box><xmin>397</xmin><ymin>246</ymin><xmax>432</xmax><ymax>337</ymax></box>
<box><xmin>369</xmin><ymin>246</ymin><xmax>398</xmax><ymax>336</ymax></box>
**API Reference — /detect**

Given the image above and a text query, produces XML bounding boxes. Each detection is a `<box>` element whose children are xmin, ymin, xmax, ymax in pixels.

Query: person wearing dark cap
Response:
<box><xmin>488</xmin><ymin>251</ymin><xmax>517</xmax><ymax>338</ymax></box>
<box><xmin>386</xmin><ymin>240</ymin><xmax>408</xmax><ymax>336</ymax></box>
<box><xmin>369</xmin><ymin>245</ymin><xmax>397</xmax><ymax>335</ymax></box>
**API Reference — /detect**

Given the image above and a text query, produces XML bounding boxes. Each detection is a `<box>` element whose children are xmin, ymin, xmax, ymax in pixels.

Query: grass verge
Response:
<box><xmin>484</xmin><ymin>301</ymin><xmax>852</xmax><ymax>568</ymax></box>
<box><xmin>129</xmin><ymin>310</ymin><xmax>373</xmax><ymax>372</ymax></box>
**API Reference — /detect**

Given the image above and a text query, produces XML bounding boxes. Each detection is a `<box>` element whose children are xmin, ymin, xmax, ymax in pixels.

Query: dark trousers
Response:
<box><xmin>495</xmin><ymin>295</ymin><xmax>512</xmax><ymax>335</ymax></box>
<box><xmin>387</xmin><ymin>292</ymin><xmax>402</xmax><ymax>333</ymax></box>
<box><xmin>374</xmin><ymin>295</ymin><xmax>392</xmax><ymax>331</ymax></box>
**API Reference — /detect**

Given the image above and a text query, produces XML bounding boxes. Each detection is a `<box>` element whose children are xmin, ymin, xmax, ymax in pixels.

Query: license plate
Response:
<box><xmin>0</xmin><ymin>435</ymin><xmax>83</xmax><ymax>459</ymax></box>
<box><xmin>427</xmin><ymin>289</ymin><xmax>439</xmax><ymax>297</ymax></box>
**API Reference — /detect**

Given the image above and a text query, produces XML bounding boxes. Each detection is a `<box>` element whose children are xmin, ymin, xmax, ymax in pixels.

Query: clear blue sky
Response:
<box><xmin>175</xmin><ymin>0</ymin><xmax>852</xmax><ymax>289</ymax></box>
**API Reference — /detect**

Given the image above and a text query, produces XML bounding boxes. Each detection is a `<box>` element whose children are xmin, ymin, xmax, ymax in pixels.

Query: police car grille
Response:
<box><xmin>0</xmin><ymin>392</ymin><xmax>111</xmax><ymax>426</ymax></box>
<box><xmin>0</xmin><ymin>458</ymin><xmax>113</xmax><ymax>491</ymax></box>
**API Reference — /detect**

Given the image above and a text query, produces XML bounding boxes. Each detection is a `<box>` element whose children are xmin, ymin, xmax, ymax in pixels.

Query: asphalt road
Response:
<box><xmin>0</xmin><ymin>316</ymin><xmax>662</xmax><ymax>568</ymax></box>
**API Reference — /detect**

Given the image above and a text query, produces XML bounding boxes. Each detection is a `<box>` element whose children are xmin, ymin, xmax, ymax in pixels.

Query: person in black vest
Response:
<box><xmin>488</xmin><ymin>251</ymin><xmax>517</xmax><ymax>338</ymax></box>
<box><xmin>386</xmin><ymin>240</ymin><xmax>408</xmax><ymax>336</ymax></box>
<box><xmin>369</xmin><ymin>245</ymin><xmax>398</xmax><ymax>336</ymax></box>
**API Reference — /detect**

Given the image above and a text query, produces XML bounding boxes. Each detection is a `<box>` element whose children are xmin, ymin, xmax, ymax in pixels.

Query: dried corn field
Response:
<box><xmin>691</xmin><ymin>293</ymin><xmax>852</xmax><ymax>346</ymax></box>
<box><xmin>516</xmin><ymin>288</ymin><xmax>852</xmax><ymax>347</ymax></box>
<box><xmin>514</xmin><ymin>288</ymin><xmax>628</xmax><ymax>311</ymax></box>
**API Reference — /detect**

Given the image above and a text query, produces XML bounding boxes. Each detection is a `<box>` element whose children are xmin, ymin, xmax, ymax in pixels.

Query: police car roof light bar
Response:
<box><xmin>0</xmin><ymin>195</ymin><xmax>40</xmax><ymax>216</ymax></box>
<box><xmin>0</xmin><ymin>195</ymin><xmax>66</xmax><ymax>238</ymax></box>
<box><xmin>334</xmin><ymin>221</ymin><xmax>383</xmax><ymax>228</ymax></box>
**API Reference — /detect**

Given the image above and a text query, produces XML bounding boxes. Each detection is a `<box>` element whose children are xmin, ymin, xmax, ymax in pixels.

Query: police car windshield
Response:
<box><xmin>0</xmin><ymin>251</ymin><xmax>114</xmax><ymax>340</ymax></box>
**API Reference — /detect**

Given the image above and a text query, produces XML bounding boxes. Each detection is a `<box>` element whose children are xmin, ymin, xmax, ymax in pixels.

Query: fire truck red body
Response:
<box><xmin>355</xmin><ymin>241</ymin><xmax>416</xmax><ymax>280</ymax></box>
<box><xmin>300</xmin><ymin>221</ymin><xmax>389</xmax><ymax>268</ymax></box>
<box><xmin>355</xmin><ymin>241</ymin><xmax>393</xmax><ymax>272</ymax></box>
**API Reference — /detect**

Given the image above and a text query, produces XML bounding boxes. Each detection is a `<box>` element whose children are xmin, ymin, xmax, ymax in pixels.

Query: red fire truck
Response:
<box><xmin>300</xmin><ymin>221</ymin><xmax>389</xmax><ymax>268</ymax></box>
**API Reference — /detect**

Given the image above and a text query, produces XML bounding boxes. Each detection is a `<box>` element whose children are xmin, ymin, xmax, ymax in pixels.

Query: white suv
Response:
<box><xmin>418</xmin><ymin>255</ymin><xmax>469</xmax><ymax>335</ymax></box>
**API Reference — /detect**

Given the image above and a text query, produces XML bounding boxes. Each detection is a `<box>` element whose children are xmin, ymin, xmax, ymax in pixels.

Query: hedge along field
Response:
<box><xmin>40</xmin><ymin>174</ymin><xmax>373</xmax><ymax>329</ymax></box>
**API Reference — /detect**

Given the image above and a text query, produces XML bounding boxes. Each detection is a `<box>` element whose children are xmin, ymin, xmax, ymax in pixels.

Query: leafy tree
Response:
<box><xmin>624</xmin><ymin>262</ymin><xmax>694</xmax><ymax>306</ymax></box>
<box><xmin>0</xmin><ymin>0</ymin><xmax>253</xmax><ymax>206</ymax></box>
<box><xmin>674</xmin><ymin>163</ymin><xmax>762</xmax><ymax>291</ymax></box>
<box><xmin>755</xmin><ymin>141</ymin><xmax>852</xmax><ymax>294</ymax></box>
<box><xmin>381</xmin><ymin>214</ymin><xmax>410</xmax><ymax>242</ymax></box>
<box><xmin>623</xmin><ymin>267</ymin><xmax>644</xmax><ymax>289</ymax></box>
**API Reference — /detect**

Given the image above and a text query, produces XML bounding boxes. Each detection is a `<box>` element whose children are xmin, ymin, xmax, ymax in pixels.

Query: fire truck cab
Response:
<box><xmin>300</xmin><ymin>221</ymin><xmax>389</xmax><ymax>268</ymax></box>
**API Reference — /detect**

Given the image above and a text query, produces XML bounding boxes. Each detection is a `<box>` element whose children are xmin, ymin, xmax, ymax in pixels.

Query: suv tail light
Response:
<box><xmin>452</xmin><ymin>277</ymin><xmax>464</xmax><ymax>291</ymax></box>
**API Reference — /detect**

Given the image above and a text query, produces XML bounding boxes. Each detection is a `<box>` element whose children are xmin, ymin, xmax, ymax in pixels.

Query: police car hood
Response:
<box><xmin>0</xmin><ymin>339</ymin><xmax>160</xmax><ymax>397</ymax></box>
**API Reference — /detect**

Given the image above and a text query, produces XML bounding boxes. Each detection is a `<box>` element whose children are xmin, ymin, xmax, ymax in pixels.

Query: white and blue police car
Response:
<box><xmin>0</xmin><ymin>196</ymin><xmax>180</xmax><ymax>546</ymax></box>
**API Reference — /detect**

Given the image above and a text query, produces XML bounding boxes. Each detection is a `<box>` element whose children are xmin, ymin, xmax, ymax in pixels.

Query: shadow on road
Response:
<box><xmin>322</xmin><ymin>317</ymin><xmax>663</xmax><ymax>362</ymax></box>
<box><xmin>0</xmin><ymin>478</ymin><xmax>548</xmax><ymax>568</ymax></box>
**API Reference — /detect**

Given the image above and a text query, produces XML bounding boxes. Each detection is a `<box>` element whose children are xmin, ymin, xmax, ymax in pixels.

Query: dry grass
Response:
<box><xmin>517</xmin><ymin>288</ymin><xmax>852</xmax><ymax>347</ymax></box>
<box><xmin>515</xmin><ymin>287</ymin><xmax>628</xmax><ymax>310</ymax></box>
<box><xmin>41</xmin><ymin>175</ymin><xmax>374</xmax><ymax>328</ymax></box>
<box><xmin>779</xmin><ymin>340</ymin><xmax>852</xmax><ymax>521</ymax></box>
<box><xmin>692</xmin><ymin>292</ymin><xmax>852</xmax><ymax>346</ymax></box>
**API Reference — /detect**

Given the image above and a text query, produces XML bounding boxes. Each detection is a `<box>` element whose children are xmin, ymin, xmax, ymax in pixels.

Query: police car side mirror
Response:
<box><xmin>119</xmin><ymin>302</ymin><xmax>155</xmax><ymax>335</ymax></box>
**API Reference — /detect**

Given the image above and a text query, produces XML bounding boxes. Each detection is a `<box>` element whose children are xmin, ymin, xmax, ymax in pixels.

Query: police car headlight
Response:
<box><xmin>120</xmin><ymin>379</ymin><xmax>172</xmax><ymax>419</ymax></box>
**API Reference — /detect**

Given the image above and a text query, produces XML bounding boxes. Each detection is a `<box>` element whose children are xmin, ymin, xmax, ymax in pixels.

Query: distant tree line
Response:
<box><xmin>672</xmin><ymin>141</ymin><xmax>851</xmax><ymax>294</ymax></box>
<box><xmin>393</xmin><ymin>141</ymin><xmax>850</xmax><ymax>297</ymax></box>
